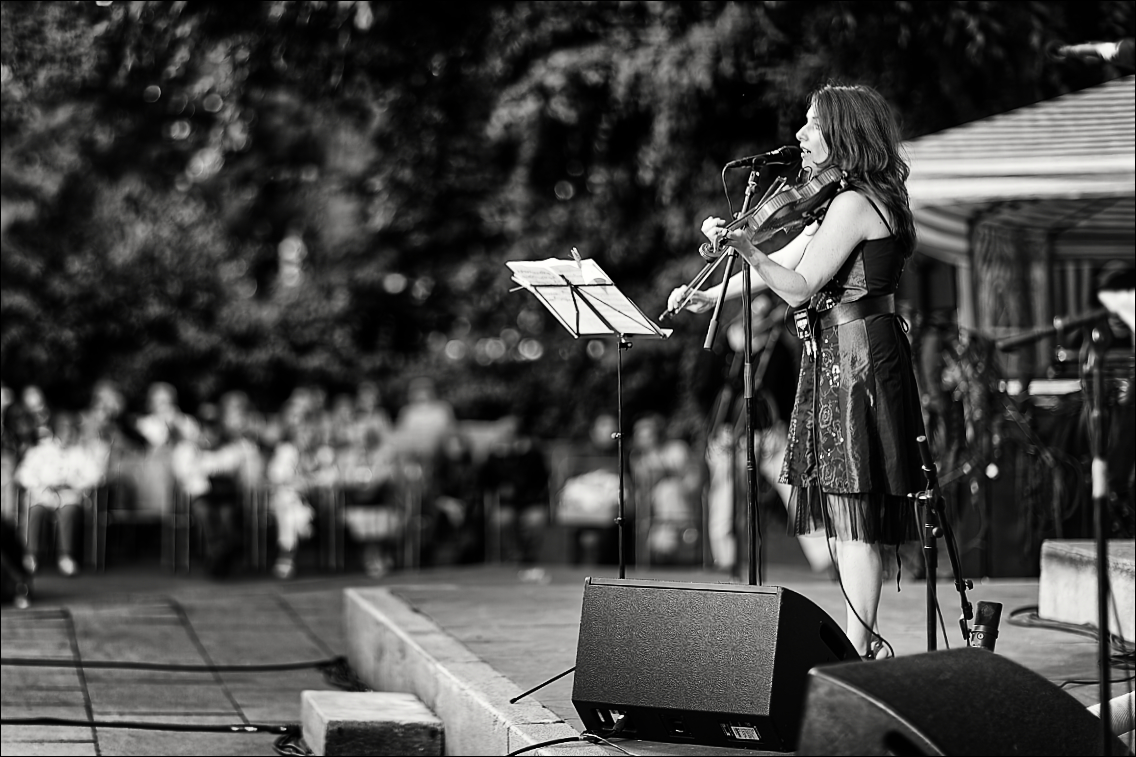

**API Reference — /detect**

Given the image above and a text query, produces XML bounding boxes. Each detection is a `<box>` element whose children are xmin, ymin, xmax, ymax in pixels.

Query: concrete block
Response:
<box><xmin>1038</xmin><ymin>539</ymin><xmax>1135</xmax><ymax>642</ymax></box>
<box><xmin>302</xmin><ymin>690</ymin><xmax>443</xmax><ymax>756</ymax></box>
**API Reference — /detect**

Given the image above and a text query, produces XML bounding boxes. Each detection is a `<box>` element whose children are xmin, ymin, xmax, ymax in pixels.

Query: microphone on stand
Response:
<box><xmin>1047</xmin><ymin>39</ymin><xmax>1135</xmax><ymax>70</ymax></box>
<box><xmin>970</xmin><ymin>601</ymin><xmax>1003</xmax><ymax>652</ymax></box>
<box><xmin>723</xmin><ymin>145</ymin><xmax>801</xmax><ymax>170</ymax></box>
<box><xmin>995</xmin><ymin>308</ymin><xmax>1110</xmax><ymax>352</ymax></box>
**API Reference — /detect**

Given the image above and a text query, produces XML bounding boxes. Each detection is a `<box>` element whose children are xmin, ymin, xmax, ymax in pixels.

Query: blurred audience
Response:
<box><xmin>341</xmin><ymin>423</ymin><xmax>402</xmax><ymax>577</ymax></box>
<box><xmin>426</xmin><ymin>431</ymin><xmax>482</xmax><ymax>566</ymax></box>
<box><xmin>1</xmin><ymin>382</ymin><xmax>15</xmax><ymax>523</ymax></box>
<box><xmin>0</xmin><ymin>376</ymin><xmax>712</xmax><ymax>580</ymax></box>
<box><xmin>353</xmin><ymin>381</ymin><xmax>393</xmax><ymax>446</ymax></box>
<box><xmin>392</xmin><ymin>377</ymin><xmax>456</xmax><ymax>476</ymax></box>
<box><xmin>630</xmin><ymin>414</ymin><xmax>703</xmax><ymax>565</ymax></box>
<box><xmin>15</xmin><ymin>411</ymin><xmax>107</xmax><ymax>576</ymax></box>
<box><xmin>555</xmin><ymin>412</ymin><xmax>622</xmax><ymax>565</ymax></box>
<box><xmin>265</xmin><ymin>415</ymin><xmax>316</xmax><ymax>579</ymax></box>
<box><xmin>134</xmin><ymin>382</ymin><xmax>194</xmax><ymax>516</ymax></box>
<box><xmin>7</xmin><ymin>385</ymin><xmax>50</xmax><ymax>462</ymax></box>
<box><xmin>174</xmin><ymin>392</ymin><xmax>261</xmax><ymax>578</ymax></box>
<box><xmin>482</xmin><ymin>415</ymin><xmax>550</xmax><ymax>581</ymax></box>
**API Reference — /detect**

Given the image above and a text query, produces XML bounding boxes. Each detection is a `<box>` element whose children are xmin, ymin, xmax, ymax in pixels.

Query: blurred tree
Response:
<box><xmin>2</xmin><ymin>1</ymin><xmax>1132</xmax><ymax>437</ymax></box>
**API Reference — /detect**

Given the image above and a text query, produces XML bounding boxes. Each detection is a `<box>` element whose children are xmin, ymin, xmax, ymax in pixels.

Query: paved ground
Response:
<box><xmin>2</xmin><ymin>554</ymin><xmax>1131</xmax><ymax>756</ymax></box>
<box><xmin>2</xmin><ymin>566</ymin><xmax>355</xmax><ymax>756</ymax></box>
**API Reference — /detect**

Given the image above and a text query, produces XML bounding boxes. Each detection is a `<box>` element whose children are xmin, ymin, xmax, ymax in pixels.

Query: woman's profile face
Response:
<box><xmin>796</xmin><ymin>105</ymin><xmax>830</xmax><ymax>173</ymax></box>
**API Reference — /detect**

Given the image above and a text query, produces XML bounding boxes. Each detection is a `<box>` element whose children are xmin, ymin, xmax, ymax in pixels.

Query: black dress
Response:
<box><xmin>781</xmin><ymin>216</ymin><xmax>926</xmax><ymax>546</ymax></box>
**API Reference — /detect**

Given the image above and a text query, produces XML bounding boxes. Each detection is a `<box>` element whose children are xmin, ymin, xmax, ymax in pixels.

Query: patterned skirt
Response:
<box><xmin>781</xmin><ymin>312</ymin><xmax>926</xmax><ymax>545</ymax></box>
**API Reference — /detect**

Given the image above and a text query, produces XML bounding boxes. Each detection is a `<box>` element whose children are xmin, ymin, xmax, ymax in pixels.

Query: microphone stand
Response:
<box><xmin>704</xmin><ymin>166</ymin><xmax>780</xmax><ymax>586</ymax></box>
<box><xmin>916</xmin><ymin>435</ymin><xmax>974</xmax><ymax>649</ymax></box>
<box><xmin>997</xmin><ymin>309</ymin><xmax>1116</xmax><ymax>755</ymax></box>
<box><xmin>1086</xmin><ymin>322</ymin><xmax>1115</xmax><ymax>757</ymax></box>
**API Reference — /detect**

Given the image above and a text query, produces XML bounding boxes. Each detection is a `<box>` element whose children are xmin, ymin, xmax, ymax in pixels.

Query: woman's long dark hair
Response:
<box><xmin>810</xmin><ymin>83</ymin><xmax>917</xmax><ymax>257</ymax></box>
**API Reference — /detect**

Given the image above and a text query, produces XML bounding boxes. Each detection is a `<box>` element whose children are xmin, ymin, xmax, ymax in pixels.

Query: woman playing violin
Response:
<box><xmin>668</xmin><ymin>83</ymin><xmax>926</xmax><ymax>660</ymax></box>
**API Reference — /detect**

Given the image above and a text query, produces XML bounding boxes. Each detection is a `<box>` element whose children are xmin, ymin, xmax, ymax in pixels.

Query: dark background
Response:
<box><xmin>2</xmin><ymin>1</ymin><xmax>1133</xmax><ymax>439</ymax></box>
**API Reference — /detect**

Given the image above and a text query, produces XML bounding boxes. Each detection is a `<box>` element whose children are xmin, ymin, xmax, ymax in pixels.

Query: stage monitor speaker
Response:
<box><xmin>797</xmin><ymin>647</ymin><xmax>1128</xmax><ymax>755</ymax></box>
<box><xmin>571</xmin><ymin>577</ymin><xmax>859</xmax><ymax>752</ymax></box>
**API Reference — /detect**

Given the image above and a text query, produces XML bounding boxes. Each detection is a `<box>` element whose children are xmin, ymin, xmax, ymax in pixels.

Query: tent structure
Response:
<box><xmin>900</xmin><ymin>76</ymin><xmax>1135</xmax><ymax>578</ymax></box>
<box><xmin>904</xmin><ymin>75</ymin><xmax>1135</xmax><ymax>347</ymax></box>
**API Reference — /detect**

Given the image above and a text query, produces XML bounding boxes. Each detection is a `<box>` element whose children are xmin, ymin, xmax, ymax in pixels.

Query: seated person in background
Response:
<box><xmin>173</xmin><ymin>392</ymin><xmax>262</xmax><ymax>579</ymax></box>
<box><xmin>6</xmin><ymin>385</ymin><xmax>51</xmax><ymax>467</ymax></box>
<box><xmin>1</xmin><ymin>382</ymin><xmax>15</xmax><ymax>523</ymax></box>
<box><xmin>340</xmin><ymin>426</ymin><xmax>402</xmax><ymax>578</ymax></box>
<box><xmin>392</xmin><ymin>376</ymin><xmax>456</xmax><ymax>480</ymax></box>
<box><xmin>630</xmin><ymin>414</ymin><xmax>703</xmax><ymax>565</ymax></box>
<box><xmin>19</xmin><ymin>385</ymin><xmax>52</xmax><ymax>444</ymax></box>
<box><xmin>15</xmin><ymin>411</ymin><xmax>107</xmax><ymax>576</ymax></box>
<box><xmin>481</xmin><ymin>416</ymin><xmax>550</xmax><ymax>580</ymax></box>
<box><xmin>353</xmin><ymin>381</ymin><xmax>393</xmax><ymax>447</ymax></box>
<box><xmin>265</xmin><ymin>424</ymin><xmax>316</xmax><ymax>580</ymax></box>
<box><xmin>555</xmin><ymin>412</ymin><xmax>622</xmax><ymax>565</ymax></box>
<box><xmin>80</xmin><ymin>380</ymin><xmax>128</xmax><ymax>474</ymax></box>
<box><xmin>426</xmin><ymin>432</ymin><xmax>482</xmax><ymax>566</ymax></box>
<box><xmin>134</xmin><ymin>382</ymin><xmax>194</xmax><ymax>515</ymax></box>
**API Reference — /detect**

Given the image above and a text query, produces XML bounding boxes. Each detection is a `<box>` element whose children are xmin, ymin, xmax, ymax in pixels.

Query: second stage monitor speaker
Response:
<box><xmin>796</xmin><ymin>647</ymin><xmax>1129</xmax><ymax>755</ymax></box>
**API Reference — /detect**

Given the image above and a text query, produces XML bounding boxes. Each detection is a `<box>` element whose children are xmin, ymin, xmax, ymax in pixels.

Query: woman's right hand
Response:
<box><xmin>667</xmin><ymin>285</ymin><xmax>716</xmax><ymax>314</ymax></box>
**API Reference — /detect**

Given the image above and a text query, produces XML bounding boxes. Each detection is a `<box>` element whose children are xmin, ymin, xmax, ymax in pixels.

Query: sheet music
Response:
<box><xmin>507</xmin><ymin>257</ymin><xmax>671</xmax><ymax>338</ymax></box>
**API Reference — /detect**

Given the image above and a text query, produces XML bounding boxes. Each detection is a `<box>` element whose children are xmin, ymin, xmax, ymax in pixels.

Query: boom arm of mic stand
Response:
<box><xmin>703</xmin><ymin>252</ymin><xmax>737</xmax><ymax>351</ymax></box>
<box><xmin>703</xmin><ymin>166</ymin><xmax>766</xmax><ymax>350</ymax></box>
<box><xmin>917</xmin><ymin>435</ymin><xmax>974</xmax><ymax>646</ymax></box>
<box><xmin>996</xmin><ymin>308</ymin><xmax>1109</xmax><ymax>352</ymax></box>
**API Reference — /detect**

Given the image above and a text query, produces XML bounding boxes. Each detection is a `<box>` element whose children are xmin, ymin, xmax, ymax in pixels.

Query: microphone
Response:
<box><xmin>1048</xmin><ymin>39</ymin><xmax>1135</xmax><ymax>69</ymax></box>
<box><xmin>723</xmin><ymin>145</ymin><xmax>801</xmax><ymax>170</ymax></box>
<box><xmin>995</xmin><ymin>308</ymin><xmax>1109</xmax><ymax>352</ymax></box>
<box><xmin>970</xmin><ymin>601</ymin><xmax>1003</xmax><ymax>652</ymax></box>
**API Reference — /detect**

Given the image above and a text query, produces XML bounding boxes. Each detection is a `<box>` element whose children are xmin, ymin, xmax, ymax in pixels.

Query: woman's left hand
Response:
<box><xmin>723</xmin><ymin>226</ymin><xmax>759</xmax><ymax>257</ymax></box>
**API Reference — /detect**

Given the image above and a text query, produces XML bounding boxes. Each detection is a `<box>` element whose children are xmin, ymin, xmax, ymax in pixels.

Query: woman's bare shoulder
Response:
<box><xmin>826</xmin><ymin>189</ymin><xmax>892</xmax><ymax>236</ymax></box>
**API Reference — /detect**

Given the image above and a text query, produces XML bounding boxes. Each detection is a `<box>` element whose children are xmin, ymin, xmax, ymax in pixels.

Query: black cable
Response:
<box><xmin>1006</xmin><ymin>605</ymin><xmax>1134</xmax><ymax>657</ymax></box>
<box><xmin>0</xmin><ymin>717</ymin><xmax>298</xmax><ymax>734</ymax></box>
<box><xmin>316</xmin><ymin>657</ymin><xmax>372</xmax><ymax>692</ymax></box>
<box><xmin>273</xmin><ymin>732</ymin><xmax>314</xmax><ymax>756</ymax></box>
<box><xmin>505</xmin><ymin>736</ymin><xmax>586</xmax><ymax>756</ymax></box>
<box><xmin>509</xmin><ymin>665</ymin><xmax>574</xmax><ymax>704</ymax></box>
<box><xmin>583</xmin><ymin>730</ymin><xmax>637</xmax><ymax>755</ymax></box>
<box><xmin>818</xmin><ymin>496</ymin><xmax>895</xmax><ymax>660</ymax></box>
<box><xmin>1057</xmin><ymin>673</ymin><xmax>1136</xmax><ymax>690</ymax></box>
<box><xmin>1006</xmin><ymin>604</ymin><xmax>1135</xmax><ymax>689</ymax></box>
<box><xmin>505</xmin><ymin>718</ymin><xmax>632</xmax><ymax>757</ymax></box>
<box><xmin>2</xmin><ymin>654</ymin><xmax>364</xmax><ymax>694</ymax></box>
<box><xmin>936</xmin><ymin>595</ymin><xmax>951</xmax><ymax>650</ymax></box>
<box><xmin>721</xmin><ymin>166</ymin><xmax>734</xmax><ymax>218</ymax></box>
<box><xmin>0</xmin><ymin>655</ymin><xmax>347</xmax><ymax>673</ymax></box>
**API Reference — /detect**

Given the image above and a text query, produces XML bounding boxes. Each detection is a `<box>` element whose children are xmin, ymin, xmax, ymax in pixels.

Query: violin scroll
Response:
<box><xmin>699</xmin><ymin>242</ymin><xmax>726</xmax><ymax>261</ymax></box>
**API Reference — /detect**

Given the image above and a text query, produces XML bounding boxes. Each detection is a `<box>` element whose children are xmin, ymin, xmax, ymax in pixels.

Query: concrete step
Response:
<box><xmin>1038</xmin><ymin>539</ymin><xmax>1135</xmax><ymax>642</ymax></box>
<box><xmin>343</xmin><ymin>587</ymin><xmax>606</xmax><ymax>756</ymax></box>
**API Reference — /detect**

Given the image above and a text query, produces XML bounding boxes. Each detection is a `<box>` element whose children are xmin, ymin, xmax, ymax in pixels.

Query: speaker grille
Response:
<box><xmin>575</xmin><ymin>580</ymin><xmax>781</xmax><ymax>713</ymax></box>
<box><xmin>572</xmin><ymin>577</ymin><xmax>858</xmax><ymax>751</ymax></box>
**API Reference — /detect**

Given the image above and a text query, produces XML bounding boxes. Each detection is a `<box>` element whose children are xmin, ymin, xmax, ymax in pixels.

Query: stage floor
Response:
<box><xmin>3</xmin><ymin>561</ymin><xmax>1131</xmax><ymax>755</ymax></box>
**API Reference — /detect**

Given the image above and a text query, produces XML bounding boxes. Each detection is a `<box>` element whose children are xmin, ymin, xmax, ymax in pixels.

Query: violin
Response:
<box><xmin>700</xmin><ymin>166</ymin><xmax>846</xmax><ymax>260</ymax></box>
<box><xmin>659</xmin><ymin>165</ymin><xmax>847</xmax><ymax>322</ymax></box>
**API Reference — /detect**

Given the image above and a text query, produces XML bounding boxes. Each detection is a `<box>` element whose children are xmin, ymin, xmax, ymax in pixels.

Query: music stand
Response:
<box><xmin>507</xmin><ymin>257</ymin><xmax>671</xmax><ymax>579</ymax></box>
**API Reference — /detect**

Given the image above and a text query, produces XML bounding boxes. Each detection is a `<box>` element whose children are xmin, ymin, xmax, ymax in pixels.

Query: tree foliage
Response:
<box><xmin>3</xmin><ymin>1</ymin><xmax>1132</xmax><ymax>438</ymax></box>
